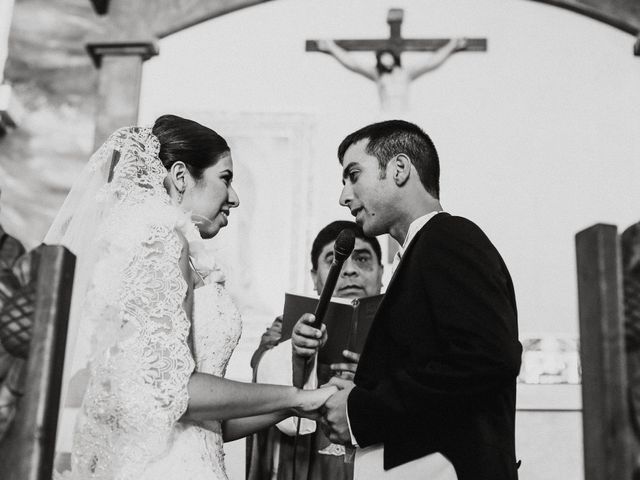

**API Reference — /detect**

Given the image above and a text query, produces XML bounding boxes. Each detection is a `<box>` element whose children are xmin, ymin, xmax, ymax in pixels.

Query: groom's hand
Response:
<box><xmin>320</xmin><ymin>377</ymin><xmax>355</xmax><ymax>444</ymax></box>
<box><xmin>292</xmin><ymin>385</ymin><xmax>338</xmax><ymax>420</ymax></box>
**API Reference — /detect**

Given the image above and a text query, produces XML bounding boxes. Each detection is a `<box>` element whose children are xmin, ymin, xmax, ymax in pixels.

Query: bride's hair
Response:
<box><xmin>152</xmin><ymin>114</ymin><xmax>230</xmax><ymax>180</ymax></box>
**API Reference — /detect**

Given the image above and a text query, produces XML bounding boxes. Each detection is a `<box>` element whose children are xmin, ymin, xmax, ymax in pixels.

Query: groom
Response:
<box><xmin>317</xmin><ymin>120</ymin><xmax>522</xmax><ymax>479</ymax></box>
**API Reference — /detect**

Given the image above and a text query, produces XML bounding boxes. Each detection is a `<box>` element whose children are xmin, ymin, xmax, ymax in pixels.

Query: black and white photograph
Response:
<box><xmin>0</xmin><ymin>1</ymin><xmax>638</xmax><ymax>479</ymax></box>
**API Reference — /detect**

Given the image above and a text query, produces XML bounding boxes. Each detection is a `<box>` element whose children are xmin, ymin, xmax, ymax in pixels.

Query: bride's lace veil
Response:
<box><xmin>44</xmin><ymin>126</ymin><xmax>176</xmax><ymax>469</ymax></box>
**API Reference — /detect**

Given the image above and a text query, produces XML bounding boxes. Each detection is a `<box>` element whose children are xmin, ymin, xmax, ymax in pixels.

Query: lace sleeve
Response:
<box><xmin>69</xmin><ymin>222</ymin><xmax>195</xmax><ymax>478</ymax></box>
<box><xmin>113</xmin><ymin>223</ymin><xmax>194</xmax><ymax>426</ymax></box>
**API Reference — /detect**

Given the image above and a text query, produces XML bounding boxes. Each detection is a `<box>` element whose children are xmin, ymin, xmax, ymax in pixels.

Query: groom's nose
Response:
<box><xmin>339</xmin><ymin>184</ymin><xmax>352</xmax><ymax>207</ymax></box>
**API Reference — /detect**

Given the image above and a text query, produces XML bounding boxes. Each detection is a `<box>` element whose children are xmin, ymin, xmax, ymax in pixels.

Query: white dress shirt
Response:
<box><xmin>391</xmin><ymin>210</ymin><xmax>443</xmax><ymax>274</ymax></box>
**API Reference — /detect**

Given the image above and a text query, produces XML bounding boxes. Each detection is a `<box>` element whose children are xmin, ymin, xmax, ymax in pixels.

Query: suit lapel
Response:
<box><xmin>381</xmin><ymin>212</ymin><xmax>448</xmax><ymax>303</ymax></box>
<box><xmin>356</xmin><ymin>213</ymin><xmax>449</xmax><ymax>381</ymax></box>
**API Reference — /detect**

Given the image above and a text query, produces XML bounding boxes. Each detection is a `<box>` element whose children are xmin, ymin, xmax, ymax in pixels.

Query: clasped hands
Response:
<box><xmin>292</xmin><ymin>313</ymin><xmax>358</xmax><ymax>444</ymax></box>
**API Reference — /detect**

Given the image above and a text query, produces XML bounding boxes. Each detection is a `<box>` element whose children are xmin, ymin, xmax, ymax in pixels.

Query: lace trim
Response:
<box><xmin>67</xmin><ymin>219</ymin><xmax>195</xmax><ymax>480</ymax></box>
<box><xmin>60</xmin><ymin>127</ymin><xmax>198</xmax><ymax>479</ymax></box>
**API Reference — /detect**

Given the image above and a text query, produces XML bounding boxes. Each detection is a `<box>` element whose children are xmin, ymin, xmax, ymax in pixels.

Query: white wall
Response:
<box><xmin>140</xmin><ymin>0</ymin><xmax>640</xmax><ymax>339</ymax></box>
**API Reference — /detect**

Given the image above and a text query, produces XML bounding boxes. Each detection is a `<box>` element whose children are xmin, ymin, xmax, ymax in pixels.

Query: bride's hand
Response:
<box><xmin>293</xmin><ymin>385</ymin><xmax>338</xmax><ymax>418</ymax></box>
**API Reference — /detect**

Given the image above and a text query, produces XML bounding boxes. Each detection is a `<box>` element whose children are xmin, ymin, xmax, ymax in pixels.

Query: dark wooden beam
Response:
<box><xmin>621</xmin><ymin>222</ymin><xmax>640</xmax><ymax>476</ymax></box>
<box><xmin>575</xmin><ymin>224</ymin><xmax>634</xmax><ymax>480</ymax></box>
<box><xmin>0</xmin><ymin>246</ymin><xmax>75</xmax><ymax>480</ymax></box>
<box><xmin>387</xmin><ymin>8</ymin><xmax>403</xmax><ymax>43</ymax></box>
<box><xmin>528</xmin><ymin>0</ymin><xmax>640</xmax><ymax>36</ymax></box>
<box><xmin>306</xmin><ymin>8</ymin><xmax>486</xmax><ymax>56</ymax></box>
<box><xmin>306</xmin><ymin>38</ymin><xmax>487</xmax><ymax>53</ymax></box>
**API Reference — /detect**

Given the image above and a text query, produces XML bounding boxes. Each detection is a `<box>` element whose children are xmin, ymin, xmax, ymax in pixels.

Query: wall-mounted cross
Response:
<box><xmin>307</xmin><ymin>8</ymin><xmax>487</xmax><ymax>56</ymax></box>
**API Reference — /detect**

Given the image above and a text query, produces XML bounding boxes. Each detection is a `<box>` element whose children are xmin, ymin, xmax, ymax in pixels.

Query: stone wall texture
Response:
<box><xmin>2</xmin><ymin>0</ymin><xmax>99</xmax><ymax>248</ymax></box>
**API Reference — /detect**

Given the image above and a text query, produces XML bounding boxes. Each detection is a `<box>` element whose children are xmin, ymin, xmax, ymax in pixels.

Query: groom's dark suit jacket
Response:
<box><xmin>348</xmin><ymin>213</ymin><xmax>522</xmax><ymax>480</ymax></box>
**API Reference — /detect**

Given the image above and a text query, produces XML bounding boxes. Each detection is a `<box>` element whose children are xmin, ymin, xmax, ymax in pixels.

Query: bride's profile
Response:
<box><xmin>46</xmin><ymin>115</ymin><xmax>335</xmax><ymax>479</ymax></box>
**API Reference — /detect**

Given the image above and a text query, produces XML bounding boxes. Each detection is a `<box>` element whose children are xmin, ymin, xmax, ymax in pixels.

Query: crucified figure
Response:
<box><xmin>317</xmin><ymin>37</ymin><xmax>468</xmax><ymax>112</ymax></box>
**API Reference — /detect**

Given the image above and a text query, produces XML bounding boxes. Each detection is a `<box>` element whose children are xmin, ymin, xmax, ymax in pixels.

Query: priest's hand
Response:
<box><xmin>291</xmin><ymin>313</ymin><xmax>327</xmax><ymax>359</ymax></box>
<box><xmin>330</xmin><ymin>350</ymin><xmax>360</xmax><ymax>380</ymax></box>
<box><xmin>292</xmin><ymin>313</ymin><xmax>327</xmax><ymax>387</ymax></box>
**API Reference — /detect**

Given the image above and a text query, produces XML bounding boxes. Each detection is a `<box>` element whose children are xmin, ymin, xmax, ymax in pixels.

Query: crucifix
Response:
<box><xmin>307</xmin><ymin>8</ymin><xmax>487</xmax><ymax>112</ymax></box>
<box><xmin>308</xmin><ymin>9</ymin><xmax>486</xmax><ymax>262</ymax></box>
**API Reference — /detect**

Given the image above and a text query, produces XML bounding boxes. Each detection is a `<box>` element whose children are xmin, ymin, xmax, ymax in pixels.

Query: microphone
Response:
<box><xmin>310</xmin><ymin>229</ymin><xmax>356</xmax><ymax>329</ymax></box>
<box><xmin>291</xmin><ymin>229</ymin><xmax>355</xmax><ymax>476</ymax></box>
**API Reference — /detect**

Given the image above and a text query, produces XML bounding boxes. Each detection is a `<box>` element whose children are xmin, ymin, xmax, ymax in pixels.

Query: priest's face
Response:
<box><xmin>339</xmin><ymin>140</ymin><xmax>399</xmax><ymax>237</ymax></box>
<box><xmin>311</xmin><ymin>237</ymin><xmax>383</xmax><ymax>299</ymax></box>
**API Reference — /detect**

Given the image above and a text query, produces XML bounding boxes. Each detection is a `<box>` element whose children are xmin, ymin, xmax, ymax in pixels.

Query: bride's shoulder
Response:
<box><xmin>174</xmin><ymin>228</ymin><xmax>191</xmax><ymax>263</ymax></box>
<box><xmin>189</xmin><ymin>240</ymin><xmax>225</xmax><ymax>285</ymax></box>
<box><xmin>171</xmin><ymin>226</ymin><xmax>195</xmax><ymax>289</ymax></box>
<box><xmin>173</xmin><ymin>227</ymin><xmax>189</xmax><ymax>251</ymax></box>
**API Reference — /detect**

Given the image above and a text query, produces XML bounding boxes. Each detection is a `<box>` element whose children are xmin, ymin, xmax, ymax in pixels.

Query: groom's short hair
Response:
<box><xmin>337</xmin><ymin>120</ymin><xmax>440</xmax><ymax>199</ymax></box>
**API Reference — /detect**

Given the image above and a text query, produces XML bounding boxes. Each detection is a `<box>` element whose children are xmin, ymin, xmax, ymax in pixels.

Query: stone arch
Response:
<box><xmin>138</xmin><ymin>0</ymin><xmax>640</xmax><ymax>39</ymax></box>
<box><xmin>89</xmin><ymin>0</ymin><xmax>640</xmax><ymax>146</ymax></box>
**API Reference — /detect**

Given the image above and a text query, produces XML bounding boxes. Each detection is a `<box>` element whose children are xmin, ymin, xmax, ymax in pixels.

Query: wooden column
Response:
<box><xmin>575</xmin><ymin>224</ymin><xmax>634</xmax><ymax>480</ymax></box>
<box><xmin>0</xmin><ymin>246</ymin><xmax>75</xmax><ymax>480</ymax></box>
<box><xmin>622</xmin><ymin>222</ymin><xmax>640</xmax><ymax>475</ymax></box>
<box><xmin>87</xmin><ymin>40</ymin><xmax>158</xmax><ymax>149</ymax></box>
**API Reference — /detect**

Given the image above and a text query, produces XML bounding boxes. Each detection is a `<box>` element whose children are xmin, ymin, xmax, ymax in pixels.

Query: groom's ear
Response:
<box><xmin>391</xmin><ymin>154</ymin><xmax>411</xmax><ymax>186</ymax></box>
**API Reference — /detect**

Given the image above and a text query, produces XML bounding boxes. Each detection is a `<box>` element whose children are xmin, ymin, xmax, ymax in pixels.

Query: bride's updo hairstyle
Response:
<box><xmin>152</xmin><ymin>114</ymin><xmax>230</xmax><ymax>181</ymax></box>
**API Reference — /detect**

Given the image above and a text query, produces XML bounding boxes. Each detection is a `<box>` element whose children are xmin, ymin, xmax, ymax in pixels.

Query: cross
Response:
<box><xmin>307</xmin><ymin>9</ymin><xmax>486</xmax><ymax>263</ymax></box>
<box><xmin>306</xmin><ymin>8</ymin><xmax>487</xmax><ymax>56</ymax></box>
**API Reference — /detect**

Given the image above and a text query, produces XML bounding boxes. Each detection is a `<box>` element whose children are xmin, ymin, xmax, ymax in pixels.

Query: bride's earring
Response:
<box><xmin>177</xmin><ymin>189</ymin><xmax>184</xmax><ymax>204</ymax></box>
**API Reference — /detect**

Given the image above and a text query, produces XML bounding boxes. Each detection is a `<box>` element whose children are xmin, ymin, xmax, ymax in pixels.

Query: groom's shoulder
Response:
<box><xmin>415</xmin><ymin>214</ymin><xmax>505</xmax><ymax>269</ymax></box>
<box><xmin>425</xmin><ymin>213</ymin><xmax>489</xmax><ymax>241</ymax></box>
<box><xmin>417</xmin><ymin>214</ymin><xmax>499</xmax><ymax>257</ymax></box>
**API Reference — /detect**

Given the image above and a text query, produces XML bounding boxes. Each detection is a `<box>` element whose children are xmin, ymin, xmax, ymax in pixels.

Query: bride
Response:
<box><xmin>47</xmin><ymin>115</ymin><xmax>335</xmax><ymax>480</ymax></box>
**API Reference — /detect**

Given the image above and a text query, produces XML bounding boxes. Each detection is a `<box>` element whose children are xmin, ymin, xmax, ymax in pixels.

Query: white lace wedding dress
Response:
<box><xmin>58</xmin><ymin>250</ymin><xmax>242</xmax><ymax>480</ymax></box>
<box><xmin>140</xmin><ymin>280</ymin><xmax>242</xmax><ymax>480</ymax></box>
<box><xmin>50</xmin><ymin>126</ymin><xmax>243</xmax><ymax>480</ymax></box>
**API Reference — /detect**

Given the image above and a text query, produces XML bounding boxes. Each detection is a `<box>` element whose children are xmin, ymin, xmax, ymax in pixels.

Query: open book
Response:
<box><xmin>280</xmin><ymin>292</ymin><xmax>383</xmax><ymax>365</ymax></box>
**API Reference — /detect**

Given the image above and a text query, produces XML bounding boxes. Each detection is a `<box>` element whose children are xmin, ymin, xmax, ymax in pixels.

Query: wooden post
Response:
<box><xmin>0</xmin><ymin>246</ymin><xmax>75</xmax><ymax>480</ymax></box>
<box><xmin>87</xmin><ymin>40</ymin><xmax>159</xmax><ymax>149</ymax></box>
<box><xmin>622</xmin><ymin>222</ymin><xmax>640</xmax><ymax>475</ymax></box>
<box><xmin>575</xmin><ymin>224</ymin><xmax>634</xmax><ymax>480</ymax></box>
